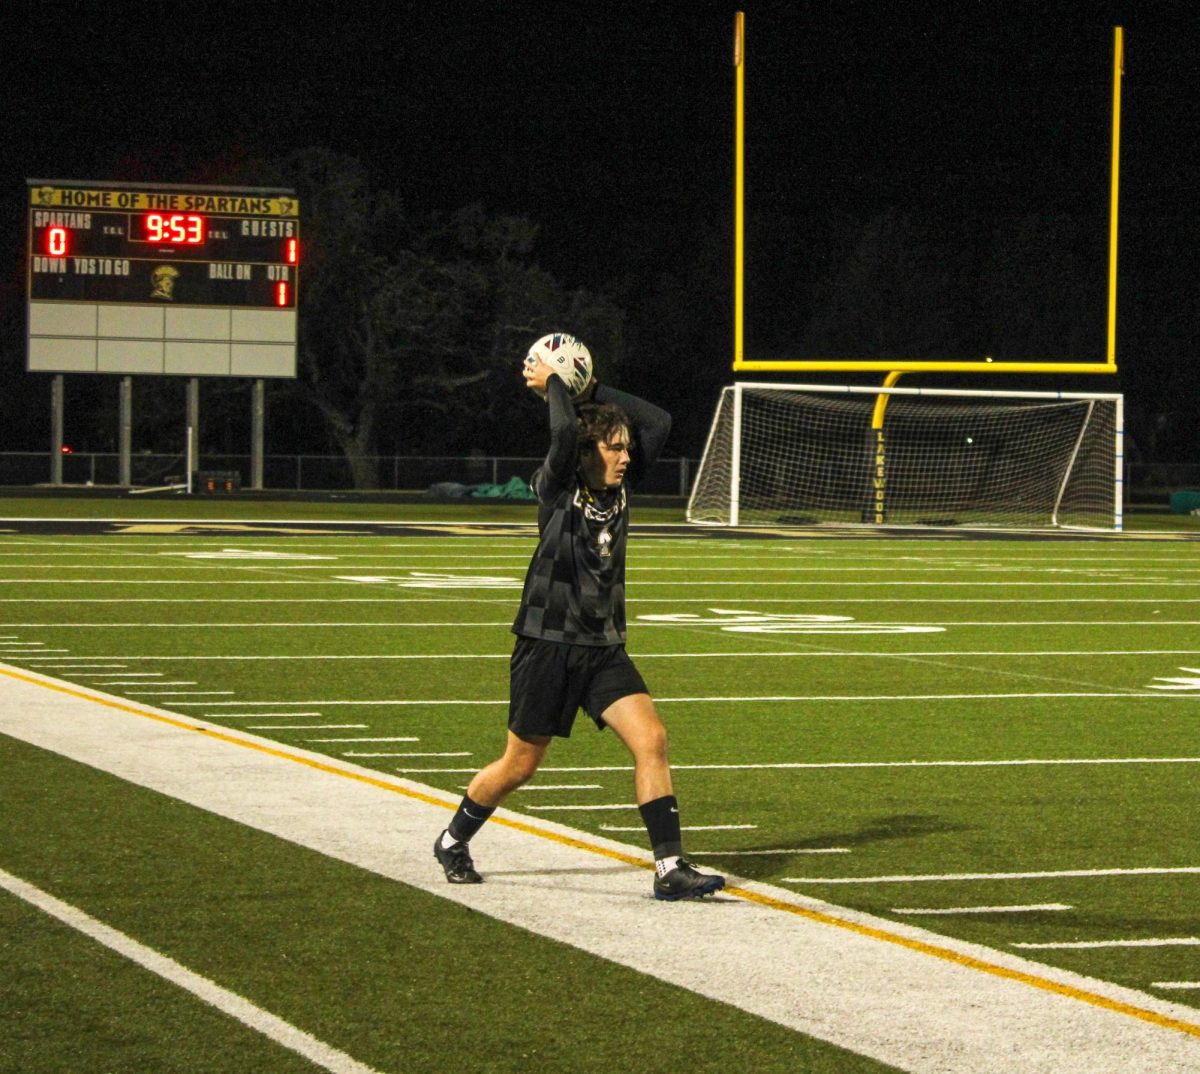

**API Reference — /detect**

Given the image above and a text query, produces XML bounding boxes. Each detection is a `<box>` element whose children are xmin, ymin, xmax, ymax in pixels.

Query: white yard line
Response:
<box><xmin>602</xmin><ymin>823</ymin><xmax>760</xmax><ymax>832</ymax></box>
<box><xmin>5</xmin><ymin>663</ymin><xmax>1200</xmax><ymax>1074</ymax></box>
<box><xmin>783</xmin><ymin>868</ymin><xmax>1200</xmax><ymax>884</ymax></box>
<box><xmin>396</xmin><ymin>757</ymin><xmax>1200</xmax><ymax>774</ymax></box>
<box><xmin>21</xmin><ymin>650</ymin><xmax>1200</xmax><ymax>661</ymax></box>
<box><xmin>162</xmin><ymin>694</ymin><xmax>1200</xmax><ymax>709</ymax></box>
<box><xmin>7</xmin><ymin>561</ymin><xmax>1200</xmax><ymax>573</ymax></box>
<box><xmin>4</xmin><ymin>597</ymin><xmax>1200</xmax><ymax>604</ymax></box>
<box><xmin>304</xmin><ymin>736</ymin><xmax>419</xmax><ymax>743</ymax></box>
<box><xmin>1015</xmin><ymin>939</ymin><xmax>1200</xmax><ymax>950</ymax></box>
<box><xmin>127</xmin><ymin>690</ymin><xmax>234</xmax><ymax>696</ymax></box>
<box><xmin>85</xmin><ymin>673</ymin><xmax>167</xmax><ymax>678</ymax></box>
<box><xmin>248</xmin><ymin>724</ymin><xmax>368</xmax><ymax>731</ymax></box>
<box><xmin>0</xmin><ymin>866</ymin><xmax>384</xmax><ymax>1074</ymax></box>
<box><xmin>205</xmin><ymin>712</ymin><xmax>326</xmax><ymax>719</ymax></box>
<box><xmin>109</xmin><ymin>681</ymin><xmax>196</xmax><ymax>686</ymax></box>
<box><xmin>894</xmin><ymin>904</ymin><xmax>1073</xmax><ymax>916</ymax></box>
<box><xmin>526</xmin><ymin>803</ymin><xmax>637</xmax><ymax>811</ymax></box>
<box><xmin>32</xmin><ymin>664</ymin><xmax>127</xmax><ymax>670</ymax></box>
<box><xmin>3</xmin><ymin>579</ymin><xmax>1199</xmax><ymax>589</ymax></box>
<box><xmin>5</xmin><ymin>618</ymin><xmax>1200</xmax><ymax>627</ymax></box>
<box><xmin>692</xmin><ymin>848</ymin><xmax>852</xmax><ymax>856</ymax></box>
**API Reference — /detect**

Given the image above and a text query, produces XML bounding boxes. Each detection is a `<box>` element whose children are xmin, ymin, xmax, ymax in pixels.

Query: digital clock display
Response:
<box><xmin>136</xmin><ymin>213</ymin><xmax>206</xmax><ymax>245</ymax></box>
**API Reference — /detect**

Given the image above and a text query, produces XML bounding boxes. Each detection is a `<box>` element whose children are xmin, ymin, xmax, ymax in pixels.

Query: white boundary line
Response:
<box><xmin>5</xmin><ymin>663</ymin><xmax>1200</xmax><ymax>1073</ymax></box>
<box><xmin>4</xmin><ymin>618</ymin><xmax>1200</xmax><ymax>626</ymax></box>
<box><xmin>0</xmin><ymin>866</ymin><xmax>383</xmax><ymax>1074</ymax></box>
<box><xmin>2</xmin><ymin>579</ymin><xmax>1197</xmax><ymax>587</ymax></box>
<box><xmin>1016</xmin><ymin>939</ymin><xmax>1200</xmax><ymax>950</ymax></box>
<box><xmin>165</xmin><ymin>694</ymin><xmax>1200</xmax><ymax>708</ymax></box>
<box><xmin>393</xmin><ymin>757</ymin><xmax>1200</xmax><ymax>774</ymax></box>
<box><xmin>782</xmin><ymin>868</ymin><xmax>1200</xmax><ymax>885</ymax></box>
<box><xmin>4</xmin><ymin>597</ymin><xmax>1200</xmax><ymax>603</ymax></box>
<box><xmin>894</xmin><ymin>904</ymin><xmax>1073</xmax><ymax>916</ymax></box>
<box><xmin>15</xmin><ymin>649</ymin><xmax>1200</xmax><ymax>661</ymax></box>
<box><xmin>7</xmin><ymin>562</ymin><xmax>1200</xmax><ymax>573</ymax></box>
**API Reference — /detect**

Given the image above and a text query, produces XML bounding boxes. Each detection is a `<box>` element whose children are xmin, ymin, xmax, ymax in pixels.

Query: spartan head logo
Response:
<box><xmin>150</xmin><ymin>264</ymin><xmax>180</xmax><ymax>300</ymax></box>
<box><xmin>35</xmin><ymin>186</ymin><xmax>57</xmax><ymax>206</ymax></box>
<box><xmin>596</xmin><ymin>525</ymin><xmax>614</xmax><ymax>559</ymax></box>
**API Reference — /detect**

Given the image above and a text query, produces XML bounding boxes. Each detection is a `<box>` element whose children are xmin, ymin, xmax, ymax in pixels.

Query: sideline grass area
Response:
<box><xmin>0</xmin><ymin>491</ymin><xmax>548</xmax><ymax>522</ymax></box>
<box><xmin>0</xmin><ymin>733</ymin><xmax>899</xmax><ymax>1074</ymax></box>
<box><xmin>1</xmin><ymin>489</ymin><xmax>1197</xmax><ymax>530</ymax></box>
<box><xmin>2</xmin><ymin>506</ymin><xmax>1200</xmax><ymax>1069</ymax></box>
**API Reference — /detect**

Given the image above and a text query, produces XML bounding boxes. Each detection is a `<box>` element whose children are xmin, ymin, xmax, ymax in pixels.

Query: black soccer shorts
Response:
<box><xmin>508</xmin><ymin>636</ymin><xmax>649</xmax><ymax>738</ymax></box>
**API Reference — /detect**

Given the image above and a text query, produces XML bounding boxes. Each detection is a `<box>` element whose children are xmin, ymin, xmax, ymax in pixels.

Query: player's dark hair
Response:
<box><xmin>576</xmin><ymin>403</ymin><xmax>631</xmax><ymax>456</ymax></box>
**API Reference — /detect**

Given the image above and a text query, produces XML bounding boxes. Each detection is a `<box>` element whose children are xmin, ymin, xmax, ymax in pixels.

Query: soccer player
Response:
<box><xmin>434</xmin><ymin>348</ymin><xmax>725</xmax><ymax>900</ymax></box>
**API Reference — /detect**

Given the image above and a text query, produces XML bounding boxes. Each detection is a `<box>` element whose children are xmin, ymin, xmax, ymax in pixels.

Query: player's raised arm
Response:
<box><xmin>541</xmin><ymin>373</ymin><xmax>581</xmax><ymax>487</ymax></box>
<box><xmin>592</xmin><ymin>384</ymin><xmax>671</xmax><ymax>484</ymax></box>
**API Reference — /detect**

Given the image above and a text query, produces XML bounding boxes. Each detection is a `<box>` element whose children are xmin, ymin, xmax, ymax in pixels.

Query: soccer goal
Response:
<box><xmin>687</xmin><ymin>383</ymin><xmax>1124</xmax><ymax>531</ymax></box>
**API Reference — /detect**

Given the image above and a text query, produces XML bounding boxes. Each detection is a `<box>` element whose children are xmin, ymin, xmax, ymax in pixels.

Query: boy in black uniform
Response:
<box><xmin>434</xmin><ymin>347</ymin><xmax>725</xmax><ymax>900</ymax></box>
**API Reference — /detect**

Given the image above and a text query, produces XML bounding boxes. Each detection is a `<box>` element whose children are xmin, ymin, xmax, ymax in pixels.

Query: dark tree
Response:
<box><xmin>266</xmin><ymin>149</ymin><xmax>624</xmax><ymax>485</ymax></box>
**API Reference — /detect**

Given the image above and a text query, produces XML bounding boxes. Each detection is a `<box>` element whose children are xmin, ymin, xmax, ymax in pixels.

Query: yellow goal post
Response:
<box><xmin>731</xmin><ymin>13</ymin><xmax>1124</xmax><ymax>377</ymax></box>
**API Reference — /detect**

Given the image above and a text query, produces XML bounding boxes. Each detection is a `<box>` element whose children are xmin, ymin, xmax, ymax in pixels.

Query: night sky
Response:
<box><xmin>6</xmin><ymin>2</ymin><xmax>1200</xmax><ymax>458</ymax></box>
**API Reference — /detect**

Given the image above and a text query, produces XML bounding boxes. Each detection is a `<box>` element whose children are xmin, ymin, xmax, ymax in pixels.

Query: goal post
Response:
<box><xmin>730</xmin><ymin>16</ymin><xmax>1125</xmax><ymax>376</ymax></box>
<box><xmin>687</xmin><ymin>383</ymin><xmax>1124</xmax><ymax>531</ymax></box>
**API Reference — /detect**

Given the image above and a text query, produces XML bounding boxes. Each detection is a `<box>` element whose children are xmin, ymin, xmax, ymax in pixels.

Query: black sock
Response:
<box><xmin>638</xmin><ymin>795</ymin><xmax>682</xmax><ymax>861</ymax></box>
<box><xmin>447</xmin><ymin>794</ymin><xmax>495</xmax><ymax>844</ymax></box>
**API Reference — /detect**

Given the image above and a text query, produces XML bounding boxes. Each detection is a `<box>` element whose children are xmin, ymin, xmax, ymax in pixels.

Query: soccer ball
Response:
<box><xmin>524</xmin><ymin>333</ymin><xmax>592</xmax><ymax>398</ymax></box>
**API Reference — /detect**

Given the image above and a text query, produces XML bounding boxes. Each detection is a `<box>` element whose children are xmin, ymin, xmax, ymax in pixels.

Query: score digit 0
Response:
<box><xmin>44</xmin><ymin>227</ymin><xmax>69</xmax><ymax>256</ymax></box>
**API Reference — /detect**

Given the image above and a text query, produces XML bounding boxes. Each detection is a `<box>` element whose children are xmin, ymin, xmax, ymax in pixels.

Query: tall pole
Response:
<box><xmin>187</xmin><ymin>378</ymin><xmax>200</xmax><ymax>486</ymax></box>
<box><xmin>733</xmin><ymin>11</ymin><xmax>745</xmax><ymax>370</ymax></box>
<box><xmin>251</xmin><ymin>378</ymin><xmax>265</xmax><ymax>490</ymax></box>
<box><xmin>118</xmin><ymin>376</ymin><xmax>133</xmax><ymax>487</ymax></box>
<box><xmin>1106</xmin><ymin>26</ymin><xmax>1124</xmax><ymax>367</ymax></box>
<box><xmin>50</xmin><ymin>374</ymin><xmax>64</xmax><ymax>486</ymax></box>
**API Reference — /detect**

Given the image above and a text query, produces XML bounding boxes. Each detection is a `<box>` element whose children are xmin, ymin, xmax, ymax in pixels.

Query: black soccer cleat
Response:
<box><xmin>434</xmin><ymin>831</ymin><xmax>483</xmax><ymax>884</ymax></box>
<box><xmin>653</xmin><ymin>859</ymin><xmax>725</xmax><ymax>901</ymax></box>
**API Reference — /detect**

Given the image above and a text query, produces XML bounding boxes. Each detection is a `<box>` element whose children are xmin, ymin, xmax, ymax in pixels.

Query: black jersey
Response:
<box><xmin>511</xmin><ymin>377</ymin><xmax>670</xmax><ymax>647</ymax></box>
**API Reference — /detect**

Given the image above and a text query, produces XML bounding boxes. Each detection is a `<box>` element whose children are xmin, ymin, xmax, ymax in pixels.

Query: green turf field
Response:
<box><xmin>2</xmin><ymin>501</ymin><xmax>1199</xmax><ymax>1071</ymax></box>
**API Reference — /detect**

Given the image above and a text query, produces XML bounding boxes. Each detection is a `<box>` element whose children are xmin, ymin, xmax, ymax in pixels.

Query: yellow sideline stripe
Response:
<box><xmin>8</xmin><ymin>665</ymin><xmax>1200</xmax><ymax>1042</ymax></box>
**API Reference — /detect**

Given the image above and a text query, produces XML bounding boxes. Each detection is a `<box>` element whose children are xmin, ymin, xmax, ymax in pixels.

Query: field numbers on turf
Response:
<box><xmin>1147</xmin><ymin>667</ymin><xmax>1200</xmax><ymax>691</ymax></box>
<box><xmin>636</xmin><ymin>608</ymin><xmax>944</xmax><ymax>634</ymax></box>
<box><xmin>165</xmin><ymin>549</ymin><xmax>337</xmax><ymax>560</ymax></box>
<box><xmin>336</xmin><ymin>573</ymin><xmax>521</xmax><ymax>589</ymax></box>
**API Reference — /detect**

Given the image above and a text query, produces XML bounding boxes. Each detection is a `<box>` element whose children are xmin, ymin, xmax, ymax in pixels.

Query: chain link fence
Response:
<box><xmin>0</xmin><ymin>452</ymin><xmax>698</xmax><ymax>497</ymax></box>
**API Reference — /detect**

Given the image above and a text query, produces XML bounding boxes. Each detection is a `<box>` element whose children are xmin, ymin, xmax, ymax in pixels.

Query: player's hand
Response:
<box><xmin>523</xmin><ymin>354</ymin><xmax>554</xmax><ymax>398</ymax></box>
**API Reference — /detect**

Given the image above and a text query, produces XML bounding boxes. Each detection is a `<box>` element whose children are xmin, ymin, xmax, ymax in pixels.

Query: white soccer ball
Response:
<box><xmin>524</xmin><ymin>333</ymin><xmax>593</xmax><ymax>398</ymax></box>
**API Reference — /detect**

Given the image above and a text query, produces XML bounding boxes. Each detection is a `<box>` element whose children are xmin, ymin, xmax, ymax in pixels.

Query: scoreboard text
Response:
<box><xmin>27</xmin><ymin>181</ymin><xmax>300</xmax><ymax>378</ymax></box>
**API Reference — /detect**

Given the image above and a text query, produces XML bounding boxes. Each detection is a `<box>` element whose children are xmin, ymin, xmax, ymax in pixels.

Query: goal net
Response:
<box><xmin>687</xmin><ymin>383</ymin><xmax>1123</xmax><ymax>530</ymax></box>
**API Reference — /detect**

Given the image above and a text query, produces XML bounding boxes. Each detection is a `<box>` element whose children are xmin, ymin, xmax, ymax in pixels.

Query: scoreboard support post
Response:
<box><xmin>187</xmin><ymin>379</ymin><xmax>200</xmax><ymax>488</ymax></box>
<box><xmin>251</xmin><ymin>379</ymin><xmax>265</xmax><ymax>490</ymax></box>
<box><xmin>119</xmin><ymin>377</ymin><xmax>133</xmax><ymax>487</ymax></box>
<box><xmin>50</xmin><ymin>376</ymin><xmax>64</xmax><ymax>486</ymax></box>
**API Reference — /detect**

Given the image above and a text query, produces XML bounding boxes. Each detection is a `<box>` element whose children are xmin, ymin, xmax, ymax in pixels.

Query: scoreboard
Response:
<box><xmin>27</xmin><ymin>180</ymin><xmax>299</xmax><ymax>378</ymax></box>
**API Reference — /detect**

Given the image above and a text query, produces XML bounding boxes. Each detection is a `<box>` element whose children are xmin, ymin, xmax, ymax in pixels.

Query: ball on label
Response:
<box><xmin>524</xmin><ymin>333</ymin><xmax>593</xmax><ymax>398</ymax></box>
